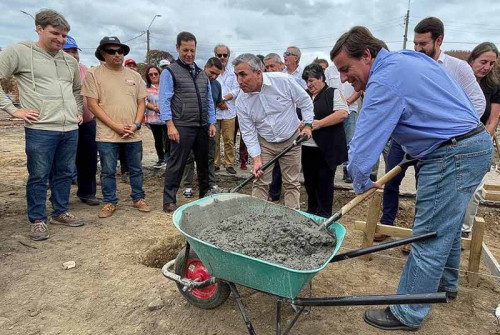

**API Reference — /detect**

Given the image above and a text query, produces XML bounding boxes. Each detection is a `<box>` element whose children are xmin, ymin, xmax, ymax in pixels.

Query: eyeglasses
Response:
<box><xmin>149</xmin><ymin>73</ymin><xmax>159</xmax><ymax>77</ymax></box>
<box><xmin>103</xmin><ymin>48</ymin><xmax>124</xmax><ymax>55</ymax></box>
<box><xmin>217</xmin><ymin>53</ymin><xmax>228</xmax><ymax>58</ymax></box>
<box><xmin>283</xmin><ymin>51</ymin><xmax>297</xmax><ymax>57</ymax></box>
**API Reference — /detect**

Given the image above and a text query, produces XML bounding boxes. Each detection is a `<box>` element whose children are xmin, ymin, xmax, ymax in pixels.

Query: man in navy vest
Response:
<box><xmin>159</xmin><ymin>31</ymin><xmax>216</xmax><ymax>213</ymax></box>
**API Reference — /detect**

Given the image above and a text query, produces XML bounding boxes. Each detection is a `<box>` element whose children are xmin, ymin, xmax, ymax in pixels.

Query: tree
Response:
<box><xmin>445</xmin><ymin>50</ymin><xmax>471</xmax><ymax>61</ymax></box>
<box><xmin>146</xmin><ymin>50</ymin><xmax>175</xmax><ymax>66</ymax></box>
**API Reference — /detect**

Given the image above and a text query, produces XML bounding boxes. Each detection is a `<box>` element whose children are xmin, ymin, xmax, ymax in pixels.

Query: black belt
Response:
<box><xmin>438</xmin><ymin>125</ymin><xmax>485</xmax><ymax>148</ymax></box>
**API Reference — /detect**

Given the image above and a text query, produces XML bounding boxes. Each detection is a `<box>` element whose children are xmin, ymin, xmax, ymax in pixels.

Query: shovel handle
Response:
<box><xmin>230</xmin><ymin>135</ymin><xmax>308</xmax><ymax>193</ymax></box>
<box><xmin>322</xmin><ymin>155</ymin><xmax>417</xmax><ymax>229</ymax></box>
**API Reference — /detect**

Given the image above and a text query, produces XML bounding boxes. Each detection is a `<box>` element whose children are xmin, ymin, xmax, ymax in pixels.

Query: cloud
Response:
<box><xmin>1</xmin><ymin>0</ymin><xmax>500</xmax><ymax>68</ymax></box>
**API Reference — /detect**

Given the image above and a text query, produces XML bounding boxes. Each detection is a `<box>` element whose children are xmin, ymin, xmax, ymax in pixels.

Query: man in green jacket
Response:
<box><xmin>0</xmin><ymin>9</ymin><xmax>84</xmax><ymax>241</ymax></box>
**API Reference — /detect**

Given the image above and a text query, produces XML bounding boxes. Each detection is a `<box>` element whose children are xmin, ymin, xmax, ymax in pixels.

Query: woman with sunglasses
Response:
<box><xmin>461</xmin><ymin>42</ymin><xmax>500</xmax><ymax>236</ymax></box>
<box><xmin>144</xmin><ymin>65</ymin><xmax>169</xmax><ymax>169</ymax></box>
<box><xmin>301</xmin><ymin>63</ymin><xmax>348</xmax><ymax>218</ymax></box>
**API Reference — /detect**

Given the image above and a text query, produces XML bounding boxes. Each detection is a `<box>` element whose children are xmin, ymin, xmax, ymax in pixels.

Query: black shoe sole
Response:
<box><xmin>80</xmin><ymin>198</ymin><xmax>100</xmax><ymax>206</ymax></box>
<box><xmin>363</xmin><ymin>313</ymin><xmax>420</xmax><ymax>332</ymax></box>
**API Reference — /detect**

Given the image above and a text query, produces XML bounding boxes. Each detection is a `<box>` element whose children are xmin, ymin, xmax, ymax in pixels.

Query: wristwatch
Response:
<box><xmin>134</xmin><ymin>122</ymin><xmax>142</xmax><ymax>130</ymax></box>
<box><xmin>304</xmin><ymin>123</ymin><xmax>313</xmax><ymax>128</ymax></box>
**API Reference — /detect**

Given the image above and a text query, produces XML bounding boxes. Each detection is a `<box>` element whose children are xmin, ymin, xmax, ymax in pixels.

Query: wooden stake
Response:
<box><xmin>361</xmin><ymin>190</ymin><xmax>383</xmax><ymax>261</ymax></box>
<box><xmin>467</xmin><ymin>216</ymin><xmax>485</xmax><ymax>287</ymax></box>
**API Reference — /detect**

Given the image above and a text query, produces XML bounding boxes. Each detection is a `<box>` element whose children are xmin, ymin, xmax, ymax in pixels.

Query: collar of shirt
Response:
<box><xmin>437</xmin><ymin>50</ymin><xmax>446</xmax><ymax>64</ymax></box>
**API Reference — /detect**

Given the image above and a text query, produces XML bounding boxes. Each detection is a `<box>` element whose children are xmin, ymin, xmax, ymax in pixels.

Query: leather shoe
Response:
<box><xmin>373</xmin><ymin>232</ymin><xmax>389</xmax><ymax>242</ymax></box>
<box><xmin>364</xmin><ymin>307</ymin><xmax>420</xmax><ymax>331</ymax></box>
<box><xmin>226</xmin><ymin>166</ymin><xmax>237</xmax><ymax>174</ymax></box>
<box><xmin>79</xmin><ymin>196</ymin><xmax>100</xmax><ymax>206</ymax></box>
<box><xmin>163</xmin><ymin>203</ymin><xmax>177</xmax><ymax>213</ymax></box>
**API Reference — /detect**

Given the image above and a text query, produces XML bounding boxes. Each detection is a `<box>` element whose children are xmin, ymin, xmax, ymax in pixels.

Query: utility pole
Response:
<box><xmin>402</xmin><ymin>0</ymin><xmax>411</xmax><ymax>49</ymax></box>
<box><xmin>146</xmin><ymin>14</ymin><xmax>161</xmax><ymax>64</ymax></box>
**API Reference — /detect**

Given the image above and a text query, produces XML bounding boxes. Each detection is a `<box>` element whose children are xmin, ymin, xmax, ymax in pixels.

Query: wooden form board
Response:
<box><xmin>481</xmin><ymin>242</ymin><xmax>500</xmax><ymax>285</ymax></box>
<box><xmin>482</xmin><ymin>184</ymin><xmax>500</xmax><ymax>201</ymax></box>
<box><xmin>354</xmin><ymin>221</ymin><xmax>472</xmax><ymax>250</ymax></box>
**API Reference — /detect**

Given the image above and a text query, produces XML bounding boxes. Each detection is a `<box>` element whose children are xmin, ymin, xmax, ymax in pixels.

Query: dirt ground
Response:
<box><xmin>1</xmin><ymin>124</ymin><xmax>500</xmax><ymax>335</ymax></box>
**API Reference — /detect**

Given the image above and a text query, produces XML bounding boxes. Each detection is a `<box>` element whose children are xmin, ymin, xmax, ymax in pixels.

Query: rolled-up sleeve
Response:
<box><xmin>347</xmin><ymin>81</ymin><xmax>404</xmax><ymax>193</ymax></box>
<box><xmin>159</xmin><ymin>70</ymin><xmax>174</xmax><ymax>121</ymax></box>
<box><xmin>235</xmin><ymin>99</ymin><xmax>261</xmax><ymax>157</ymax></box>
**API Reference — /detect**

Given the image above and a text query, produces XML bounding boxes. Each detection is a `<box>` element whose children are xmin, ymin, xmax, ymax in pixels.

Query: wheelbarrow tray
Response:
<box><xmin>173</xmin><ymin>193</ymin><xmax>346</xmax><ymax>299</ymax></box>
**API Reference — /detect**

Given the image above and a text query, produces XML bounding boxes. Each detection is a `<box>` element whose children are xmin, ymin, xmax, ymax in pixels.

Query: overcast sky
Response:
<box><xmin>1</xmin><ymin>0</ymin><xmax>500</xmax><ymax>68</ymax></box>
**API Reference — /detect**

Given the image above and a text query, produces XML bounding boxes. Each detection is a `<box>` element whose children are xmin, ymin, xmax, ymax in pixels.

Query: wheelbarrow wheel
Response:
<box><xmin>174</xmin><ymin>247</ymin><xmax>230</xmax><ymax>309</ymax></box>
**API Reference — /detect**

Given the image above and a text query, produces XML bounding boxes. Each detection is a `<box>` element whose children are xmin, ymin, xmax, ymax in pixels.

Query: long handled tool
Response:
<box><xmin>319</xmin><ymin>155</ymin><xmax>417</xmax><ymax>236</ymax></box>
<box><xmin>230</xmin><ymin>135</ymin><xmax>307</xmax><ymax>193</ymax></box>
<box><xmin>206</xmin><ymin>135</ymin><xmax>308</xmax><ymax>196</ymax></box>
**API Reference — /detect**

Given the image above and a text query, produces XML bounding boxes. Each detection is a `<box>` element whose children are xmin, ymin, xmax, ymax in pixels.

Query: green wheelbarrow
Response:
<box><xmin>162</xmin><ymin>193</ymin><xmax>447</xmax><ymax>335</ymax></box>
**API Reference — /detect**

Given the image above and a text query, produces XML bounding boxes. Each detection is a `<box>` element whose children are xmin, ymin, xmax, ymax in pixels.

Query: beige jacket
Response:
<box><xmin>0</xmin><ymin>41</ymin><xmax>83</xmax><ymax>131</ymax></box>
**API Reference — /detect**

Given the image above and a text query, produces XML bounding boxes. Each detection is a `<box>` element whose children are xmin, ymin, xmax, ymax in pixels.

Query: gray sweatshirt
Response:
<box><xmin>0</xmin><ymin>41</ymin><xmax>83</xmax><ymax>131</ymax></box>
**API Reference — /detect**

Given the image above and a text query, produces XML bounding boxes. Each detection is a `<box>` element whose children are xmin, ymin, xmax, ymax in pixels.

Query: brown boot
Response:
<box><xmin>99</xmin><ymin>203</ymin><xmax>116</xmax><ymax>218</ymax></box>
<box><xmin>133</xmin><ymin>199</ymin><xmax>151</xmax><ymax>212</ymax></box>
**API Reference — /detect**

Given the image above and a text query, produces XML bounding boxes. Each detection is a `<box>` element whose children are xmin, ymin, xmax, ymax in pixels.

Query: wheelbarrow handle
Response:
<box><xmin>321</xmin><ymin>154</ymin><xmax>417</xmax><ymax>231</ymax></box>
<box><xmin>230</xmin><ymin>135</ymin><xmax>308</xmax><ymax>193</ymax></box>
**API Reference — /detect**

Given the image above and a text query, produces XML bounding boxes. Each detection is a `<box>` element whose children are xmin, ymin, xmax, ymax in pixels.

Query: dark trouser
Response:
<box><xmin>25</xmin><ymin>128</ymin><xmax>78</xmax><ymax>222</ymax></box>
<box><xmin>234</xmin><ymin>117</ymin><xmax>248</xmax><ymax>166</ymax></box>
<box><xmin>380</xmin><ymin>140</ymin><xmax>418</xmax><ymax>226</ymax></box>
<box><xmin>301</xmin><ymin>146</ymin><xmax>336</xmax><ymax>218</ymax></box>
<box><xmin>268</xmin><ymin>162</ymin><xmax>282</xmax><ymax>201</ymax></box>
<box><xmin>76</xmin><ymin>119</ymin><xmax>97</xmax><ymax>199</ymax></box>
<box><xmin>150</xmin><ymin>124</ymin><xmax>169</xmax><ymax>161</ymax></box>
<box><xmin>163</xmin><ymin>126</ymin><xmax>209</xmax><ymax>204</ymax></box>
<box><xmin>119</xmin><ymin>145</ymin><xmax>128</xmax><ymax>174</ymax></box>
<box><xmin>97</xmin><ymin>141</ymin><xmax>145</xmax><ymax>204</ymax></box>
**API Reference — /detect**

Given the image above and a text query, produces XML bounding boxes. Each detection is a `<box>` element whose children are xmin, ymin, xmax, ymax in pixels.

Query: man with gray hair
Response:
<box><xmin>233</xmin><ymin>53</ymin><xmax>314</xmax><ymax>209</ymax></box>
<box><xmin>263</xmin><ymin>53</ymin><xmax>285</xmax><ymax>73</ymax></box>
<box><xmin>213</xmin><ymin>43</ymin><xmax>239</xmax><ymax>174</ymax></box>
<box><xmin>283</xmin><ymin>46</ymin><xmax>306</xmax><ymax>88</ymax></box>
<box><xmin>0</xmin><ymin>9</ymin><xmax>84</xmax><ymax>241</ymax></box>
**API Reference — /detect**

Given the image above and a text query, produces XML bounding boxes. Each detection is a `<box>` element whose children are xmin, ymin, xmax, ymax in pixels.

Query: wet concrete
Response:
<box><xmin>180</xmin><ymin>194</ymin><xmax>336</xmax><ymax>270</ymax></box>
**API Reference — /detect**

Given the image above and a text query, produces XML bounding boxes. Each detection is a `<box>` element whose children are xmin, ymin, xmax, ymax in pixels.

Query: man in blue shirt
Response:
<box><xmin>331</xmin><ymin>26</ymin><xmax>492</xmax><ymax>331</ymax></box>
<box><xmin>159</xmin><ymin>32</ymin><xmax>216</xmax><ymax>212</ymax></box>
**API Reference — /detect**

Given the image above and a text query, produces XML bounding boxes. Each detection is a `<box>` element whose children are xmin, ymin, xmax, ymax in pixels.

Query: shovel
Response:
<box><xmin>319</xmin><ymin>154</ymin><xmax>418</xmax><ymax>236</ymax></box>
<box><xmin>206</xmin><ymin>134</ymin><xmax>308</xmax><ymax>196</ymax></box>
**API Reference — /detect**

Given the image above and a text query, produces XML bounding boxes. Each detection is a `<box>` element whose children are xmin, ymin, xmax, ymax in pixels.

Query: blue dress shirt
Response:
<box><xmin>348</xmin><ymin>49</ymin><xmax>479</xmax><ymax>193</ymax></box>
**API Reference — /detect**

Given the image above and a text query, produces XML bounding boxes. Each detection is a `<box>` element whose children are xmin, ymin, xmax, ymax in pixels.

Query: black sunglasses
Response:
<box><xmin>283</xmin><ymin>51</ymin><xmax>297</xmax><ymax>57</ymax></box>
<box><xmin>103</xmin><ymin>48</ymin><xmax>124</xmax><ymax>55</ymax></box>
<box><xmin>217</xmin><ymin>53</ymin><xmax>228</xmax><ymax>58</ymax></box>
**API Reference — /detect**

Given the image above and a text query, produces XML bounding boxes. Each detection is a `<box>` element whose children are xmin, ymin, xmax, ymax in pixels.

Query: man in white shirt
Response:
<box><xmin>233</xmin><ymin>53</ymin><xmax>314</xmax><ymax>209</ymax></box>
<box><xmin>283</xmin><ymin>46</ymin><xmax>307</xmax><ymax>89</ymax></box>
<box><xmin>414</xmin><ymin>17</ymin><xmax>485</xmax><ymax>116</ymax></box>
<box><xmin>213</xmin><ymin>44</ymin><xmax>239</xmax><ymax>174</ymax></box>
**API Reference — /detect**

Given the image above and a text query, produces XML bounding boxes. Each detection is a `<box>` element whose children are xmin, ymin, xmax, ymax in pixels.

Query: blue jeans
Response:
<box><xmin>97</xmin><ymin>141</ymin><xmax>145</xmax><ymax>204</ymax></box>
<box><xmin>342</xmin><ymin>110</ymin><xmax>357</xmax><ymax>168</ymax></box>
<box><xmin>390</xmin><ymin>131</ymin><xmax>492</xmax><ymax>327</ymax></box>
<box><xmin>25</xmin><ymin>128</ymin><xmax>78</xmax><ymax>222</ymax></box>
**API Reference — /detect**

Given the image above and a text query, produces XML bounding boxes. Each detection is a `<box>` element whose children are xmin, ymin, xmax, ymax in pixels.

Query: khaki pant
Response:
<box><xmin>215</xmin><ymin>118</ymin><xmax>236</xmax><ymax>167</ymax></box>
<box><xmin>252</xmin><ymin>132</ymin><xmax>301</xmax><ymax>209</ymax></box>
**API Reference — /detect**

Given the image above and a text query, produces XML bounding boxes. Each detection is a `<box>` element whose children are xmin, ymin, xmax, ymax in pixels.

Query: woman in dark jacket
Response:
<box><xmin>301</xmin><ymin>63</ymin><xmax>348</xmax><ymax>217</ymax></box>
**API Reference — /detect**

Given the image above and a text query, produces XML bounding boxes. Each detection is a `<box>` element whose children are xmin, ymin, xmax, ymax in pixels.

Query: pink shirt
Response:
<box><xmin>79</xmin><ymin>64</ymin><xmax>94</xmax><ymax>124</ymax></box>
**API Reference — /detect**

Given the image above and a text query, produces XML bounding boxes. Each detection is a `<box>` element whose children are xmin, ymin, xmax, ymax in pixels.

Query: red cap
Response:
<box><xmin>125</xmin><ymin>59</ymin><xmax>137</xmax><ymax>66</ymax></box>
